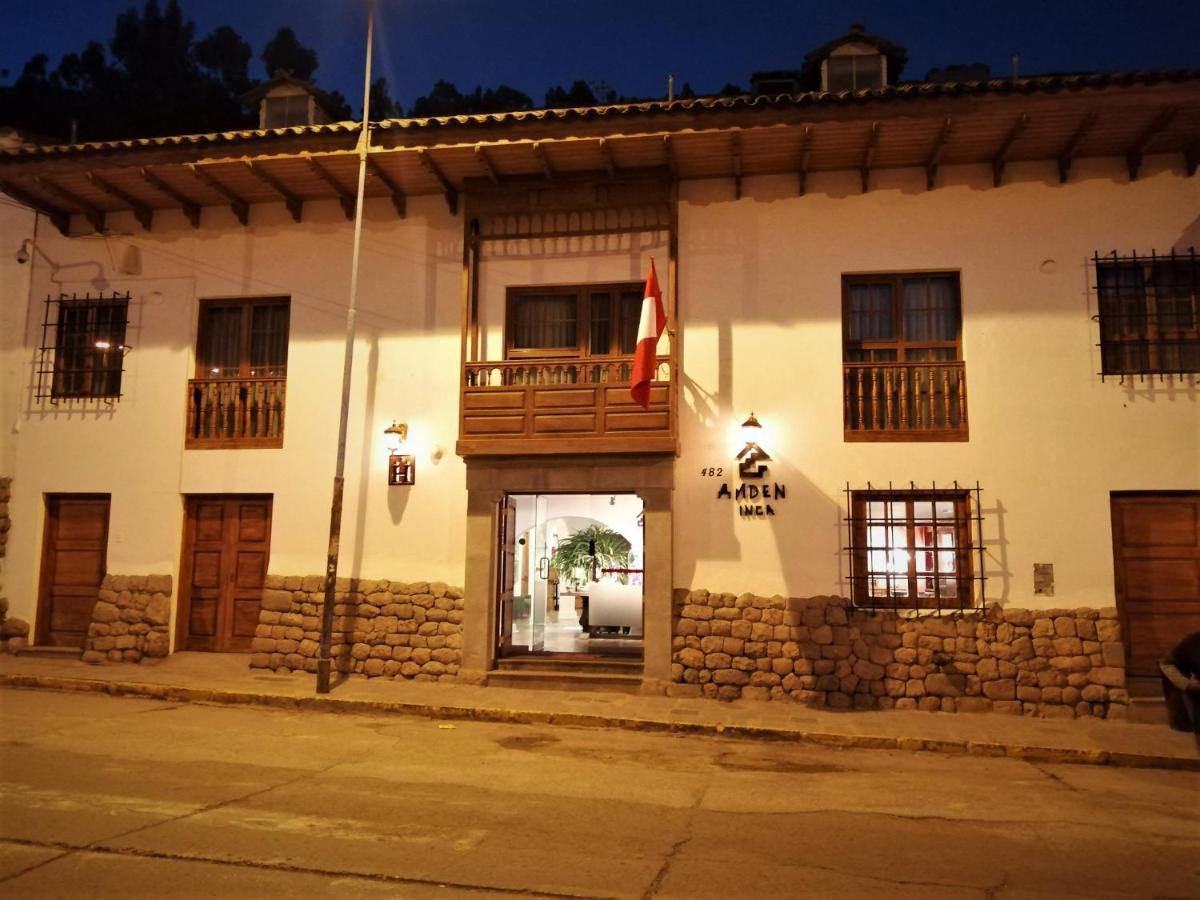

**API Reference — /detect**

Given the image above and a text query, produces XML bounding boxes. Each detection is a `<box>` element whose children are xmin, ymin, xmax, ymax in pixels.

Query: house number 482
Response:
<box><xmin>699</xmin><ymin>467</ymin><xmax>724</xmax><ymax>477</ymax></box>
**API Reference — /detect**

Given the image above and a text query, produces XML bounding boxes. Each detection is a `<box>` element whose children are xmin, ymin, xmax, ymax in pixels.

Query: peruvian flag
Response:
<box><xmin>630</xmin><ymin>260</ymin><xmax>666</xmax><ymax>408</ymax></box>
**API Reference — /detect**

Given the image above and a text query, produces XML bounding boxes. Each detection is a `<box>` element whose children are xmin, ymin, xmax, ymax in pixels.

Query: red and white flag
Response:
<box><xmin>630</xmin><ymin>260</ymin><xmax>666</xmax><ymax>408</ymax></box>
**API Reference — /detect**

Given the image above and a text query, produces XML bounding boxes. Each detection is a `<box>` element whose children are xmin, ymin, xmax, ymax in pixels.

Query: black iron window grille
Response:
<box><xmin>37</xmin><ymin>292</ymin><xmax>131</xmax><ymax>402</ymax></box>
<box><xmin>1094</xmin><ymin>248</ymin><xmax>1199</xmax><ymax>381</ymax></box>
<box><xmin>844</xmin><ymin>481</ymin><xmax>986</xmax><ymax>612</ymax></box>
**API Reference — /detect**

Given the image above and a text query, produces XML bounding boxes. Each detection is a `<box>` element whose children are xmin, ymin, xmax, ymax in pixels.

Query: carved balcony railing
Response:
<box><xmin>843</xmin><ymin>361</ymin><xmax>968</xmax><ymax>441</ymax></box>
<box><xmin>186</xmin><ymin>376</ymin><xmax>286</xmax><ymax>449</ymax></box>
<box><xmin>459</xmin><ymin>354</ymin><xmax>674</xmax><ymax>455</ymax></box>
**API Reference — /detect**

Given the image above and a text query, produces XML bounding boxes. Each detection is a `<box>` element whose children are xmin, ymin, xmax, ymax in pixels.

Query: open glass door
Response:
<box><xmin>499</xmin><ymin>492</ymin><xmax>644</xmax><ymax>659</ymax></box>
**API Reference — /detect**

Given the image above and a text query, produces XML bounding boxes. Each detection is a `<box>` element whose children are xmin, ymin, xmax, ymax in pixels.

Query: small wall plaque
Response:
<box><xmin>1033</xmin><ymin>563</ymin><xmax>1054</xmax><ymax>596</ymax></box>
<box><xmin>388</xmin><ymin>454</ymin><xmax>415</xmax><ymax>486</ymax></box>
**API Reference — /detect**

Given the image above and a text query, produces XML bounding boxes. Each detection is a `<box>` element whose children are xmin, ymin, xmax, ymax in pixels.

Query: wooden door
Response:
<box><xmin>497</xmin><ymin>496</ymin><xmax>517</xmax><ymax>655</ymax></box>
<box><xmin>37</xmin><ymin>495</ymin><xmax>110</xmax><ymax>648</ymax></box>
<box><xmin>1111</xmin><ymin>493</ymin><xmax>1200</xmax><ymax>677</ymax></box>
<box><xmin>179</xmin><ymin>495</ymin><xmax>272</xmax><ymax>652</ymax></box>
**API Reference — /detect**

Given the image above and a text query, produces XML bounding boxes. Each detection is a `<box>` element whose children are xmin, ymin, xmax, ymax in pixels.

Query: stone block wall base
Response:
<box><xmin>673</xmin><ymin>590</ymin><xmax>1128</xmax><ymax>720</ymax></box>
<box><xmin>82</xmin><ymin>574</ymin><xmax>173</xmax><ymax>664</ymax></box>
<box><xmin>249</xmin><ymin>576</ymin><xmax>464</xmax><ymax>682</ymax></box>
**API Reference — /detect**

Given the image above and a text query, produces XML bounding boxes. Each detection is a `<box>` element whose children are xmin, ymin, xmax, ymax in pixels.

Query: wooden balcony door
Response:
<box><xmin>179</xmin><ymin>495</ymin><xmax>272</xmax><ymax>652</ymax></box>
<box><xmin>1111</xmin><ymin>492</ymin><xmax>1200</xmax><ymax>677</ymax></box>
<box><xmin>36</xmin><ymin>495</ymin><xmax>110</xmax><ymax>648</ymax></box>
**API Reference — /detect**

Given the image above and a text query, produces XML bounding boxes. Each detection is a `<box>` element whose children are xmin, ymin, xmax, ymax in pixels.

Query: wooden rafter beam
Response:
<box><xmin>925</xmin><ymin>118</ymin><xmax>954</xmax><ymax>191</ymax></box>
<box><xmin>531</xmin><ymin>141</ymin><xmax>554</xmax><ymax>182</ymax></box>
<box><xmin>0</xmin><ymin>178</ymin><xmax>71</xmax><ymax>235</ymax></box>
<box><xmin>598</xmin><ymin>138</ymin><xmax>617</xmax><ymax>178</ymax></box>
<box><xmin>141</xmin><ymin>167</ymin><xmax>200</xmax><ymax>228</ymax></box>
<box><xmin>1186</xmin><ymin>141</ymin><xmax>1200</xmax><ymax>177</ymax></box>
<box><xmin>87</xmin><ymin>171</ymin><xmax>152</xmax><ymax>231</ymax></box>
<box><xmin>1126</xmin><ymin>106</ymin><xmax>1177</xmax><ymax>181</ymax></box>
<box><xmin>474</xmin><ymin>144</ymin><xmax>500</xmax><ymax>184</ymax></box>
<box><xmin>991</xmin><ymin>112</ymin><xmax>1029</xmax><ymax>187</ymax></box>
<box><xmin>245</xmin><ymin>161</ymin><xmax>302</xmax><ymax>222</ymax></box>
<box><xmin>187</xmin><ymin>163</ymin><xmax>248</xmax><ymax>225</ymax></box>
<box><xmin>365</xmin><ymin>156</ymin><xmax>406</xmax><ymax>217</ymax></box>
<box><xmin>1057</xmin><ymin>111</ymin><xmax>1098</xmax><ymax>184</ymax></box>
<box><xmin>304</xmin><ymin>154</ymin><xmax>355</xmax><ymax>220</ymax></box>
<box><xmin>417</xmin><ymin>149</ymin><xmax>458</xmax><ymax>215</ymax></box>
<box><xmin>662</xmin><ymin>135</ymin><xmax>677</xmax><ymax>177</ymax></box>
<box><xmin>860</xmin><ymin>122</ymin><xmax>880</xmax><ymax>193</ymax></box>
<box><xmin>731</xmin><ymin>131</ymin><xmax>742</xmax><ymax>200</ymax></box>
<box><xmin>797</xmin><ymin>126</ymin><xmax>812</xmax><ymax>196</ymax></box>
<box><xmin>37</xmin><ymin>176</ymin><xmax>105</xmax><ymax>233</ymax></box>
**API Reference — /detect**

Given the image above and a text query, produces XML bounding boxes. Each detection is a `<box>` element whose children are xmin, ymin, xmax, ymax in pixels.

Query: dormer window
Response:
<box><xmin>263</xmin><ymin>94</ymin><xmax>312</xmax><ymax>128</ymax></box>
<box><xmin>825</xmin><ymin>48</ymin><xmax>886</xmax><ymax>92</ymax></box>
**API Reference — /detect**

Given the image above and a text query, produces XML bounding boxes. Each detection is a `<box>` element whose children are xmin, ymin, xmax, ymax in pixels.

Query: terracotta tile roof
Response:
<box><xmin>4</xmin><ymin>69</ymin><xmax>1197</xmax><ymax>161</ymax></box>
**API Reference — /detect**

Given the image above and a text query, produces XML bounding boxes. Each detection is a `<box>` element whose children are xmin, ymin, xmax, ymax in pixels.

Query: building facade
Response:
<box><xmin>1</xmin><ymin>39</ymin><xmax>1197</xmax><ymax>718</ymax></box>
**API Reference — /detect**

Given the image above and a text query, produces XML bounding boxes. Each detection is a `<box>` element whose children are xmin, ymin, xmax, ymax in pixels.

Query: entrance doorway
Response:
<box><xmin>498</xmin><ymin>493</ymin><xmax>644</xmax><ymax>659</ymax></box>
<box><xmin>36</xmin><ymin>494</ymin><xmax>111</xmax><ymax>648</ymax></box>
<box><xmin>177</xmin><ymin>495</ymin><xmax>272</xmax><ymax>652</ymax></box>
<box><xmin>1111</xmin><ymin>492</ymin><xmax>1200</xmax><ymax>677</ymax></box>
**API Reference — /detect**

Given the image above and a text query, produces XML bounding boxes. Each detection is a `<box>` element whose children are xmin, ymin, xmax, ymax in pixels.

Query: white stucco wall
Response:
<box><xmin>675</xmin><ymin>156</ymin><xmax>1200</xmax><ymax>608</ymax></box>
<box><xmin>2</xmin><ymin>152</ymin><xmax>1196</xmax><ymax>639</ymax></box>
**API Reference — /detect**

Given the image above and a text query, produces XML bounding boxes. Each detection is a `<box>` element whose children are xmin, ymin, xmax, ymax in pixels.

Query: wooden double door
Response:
<box><xmin>179</xmin><ymin>495</ymin><xmax>272</xmax><ymax>652</ymax></box>
<box><xmin>1111</xmin><ymin>492</ymin><xmax>1200</xmax><ymax>677</ymax></box>
<box><xmin>37</xmin><ymin>495</ymin><xmax>111</xmax><ymax>648</ymax></box>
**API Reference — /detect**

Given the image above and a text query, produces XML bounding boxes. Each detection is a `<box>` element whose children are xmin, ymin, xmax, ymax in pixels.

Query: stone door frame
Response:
<box><xmin>461</xmin><ymin>455</ymin><xmax>673</xmax><ymax>693</ymax></box>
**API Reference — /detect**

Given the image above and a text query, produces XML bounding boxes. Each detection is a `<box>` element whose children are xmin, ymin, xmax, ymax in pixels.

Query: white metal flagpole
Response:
<box><xmin>317</xmin><ymin>0</ymin><xmax>376</xmax><ymax>694</ymax></box>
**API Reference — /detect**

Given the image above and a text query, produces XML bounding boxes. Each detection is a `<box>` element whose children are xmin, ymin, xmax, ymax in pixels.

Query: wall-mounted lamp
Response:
<box><xmin>737</xmin><ymin>412</ymin><xmax>771</xmax><ymax>479</ymax></box>
<box><xmin>384</xmin><ymin>421</ymin><xmax>415</xmax><ymax>485</ymax></box>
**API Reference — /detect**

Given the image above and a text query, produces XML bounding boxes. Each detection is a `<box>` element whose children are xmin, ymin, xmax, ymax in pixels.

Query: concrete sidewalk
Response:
<box><xmin>1</xmin><ymin>651</ymin><xmax>1197</xmax><ymax>770</ymax></box>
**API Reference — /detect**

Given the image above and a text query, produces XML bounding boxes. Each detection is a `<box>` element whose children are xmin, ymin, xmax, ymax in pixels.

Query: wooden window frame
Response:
<box><xmin>194</xmin><ymin>296</ymin><xmax>290</xmax><ymax>379</ymax></box>
<box><xmin>504</xmin><ymin>282</ymin><xmax>643</xmax><ymax>361</ymax></box>
<box><xmin>841</xmin><ymin>272</ymin><xmax>963</xmax><ymax>364</ymax></box>
<box><xmin>848</xmin><ymin>488</ymin><xmax>976</xmax><ymax>611</ymax></box>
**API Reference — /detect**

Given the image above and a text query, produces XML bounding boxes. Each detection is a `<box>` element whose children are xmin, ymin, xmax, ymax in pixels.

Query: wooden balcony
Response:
<box><xmin>458</xmin><ymin>355</ymin><xmax>675</xmax><ymax>456</ymax></box>
<box><xmin>186</xmin><ymin>376</ymin><xmax>286</xmax><ymax>449</ymax></box>
<box><xmin>844</xmin><ymin>361</ymin><xmax>968</xmax><ymax>441</ymax></box>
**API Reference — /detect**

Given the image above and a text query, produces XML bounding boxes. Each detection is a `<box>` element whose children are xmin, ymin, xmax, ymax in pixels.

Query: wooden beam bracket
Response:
<box><xmin>1125</xmin><ymin>107</ymin><xmax>1177</xmax><ymax>181</ymax></box>
<box><xmin>797</xmin><ymin>126</ymin><xmax>813</xmax><ymax>196</ymax></box>
<box><xmin>37</xmin><ymin>176</ymin><xmax>105</xmax><ymax>233</ymax></box>
<box><xmin>1186</xmin><ymin>141</ymin><xmax>1200</xmax><ymax>177</ymax></box>
<box><xmin>1057</xmin><ymin>111</ymin><xmax>1098</xmax><ymax>184</ymax></box>
<box><xmin>366</xmin><ymin>155</ymin><xmax>407</xmax><ymax>217</ymax></box>
<box><xmin>531</xmin><ymin>141</ymin><xmax>555</xmax><ymax>182</ymax></box>
<box><xmin>0</xmin><ymin>179</ymin><xmax>71</xmax><ymax>235</ymax></box>
<box><xmin>860</xmin><ymin>122</ymin><xmax>879</xmax><ymax>193</ymax></box>
<box><xmin>141</xmin><ymin>167</ymin><xmax>200</xmax><ymax>228</ymax></box>
<box><xmin>417</xmin><ymin>149</ymin><xmax>458</xmax><ymax>215</ymax></box>
<box><xmin>925</xmin><ymin>118</ymin><xmax>953</xmax><ymax>191</ymax></box>
<box><xmin>188</xmin><ymin>164</ymin><xmax>248</xmax><ymax>226</ymax></box>
<box><xmin>598</xmin><ymin>138</ymin><xmax>617</xmax><ymax>179</ymax></box>
<box><xmin>246</xmin><ymin>161</ymin><xmax>302</xmax><ymax>222</ymax></box>
<box><xmin>991</xmin><ymin>112</ymin><xmax>1029</xmax><ymax>187</ymax></box>
<box><xmin>731</xmin><ymin>131</ymin><xmax>743</xmax><ymax>200</ymax></box>
<box><xmin>474</xmin><ymin>145</ymin><xmax>500</xmax><ymax>184</ymax></box>
<box><xmin>304</xmin><ymin>154</ymin><xmax>355</xmax><ymax>220</ymax></box>
<box><xmin>662</xmin><ymin>135</ymin><xmax>677</xmax><ymax>177</ymax></box>
<box><xmin>87</xmin><ymin>172</ymin><xmax>153</xmax><ymax>231</ymax></box>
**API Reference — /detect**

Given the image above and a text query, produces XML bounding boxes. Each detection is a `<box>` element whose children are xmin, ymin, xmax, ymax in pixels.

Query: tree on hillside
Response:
<box><xmin>408</xmin><ymin>80</ymin><xmax>533</xmax><ymax>117</ymax></box>
<box><xmin>196</xmin><ymin>25</ymin><xmax>253</xmax><ymax>97</ymax></box>
<box><xmin>369</xmin><ymin>77</ymin><xmax>399</xmax><ymax>119</ymax></box>
<box><xmin>261</xmin><ymin>27</ymin><xmax>318</xmax><ymax>81</ymax></box>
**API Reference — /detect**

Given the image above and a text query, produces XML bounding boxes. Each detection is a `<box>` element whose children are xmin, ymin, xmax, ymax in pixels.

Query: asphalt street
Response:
<box><xmin>0</xmin><ymin>689</ymin><xmax>1197</xmax><ymax>898</ymax></box>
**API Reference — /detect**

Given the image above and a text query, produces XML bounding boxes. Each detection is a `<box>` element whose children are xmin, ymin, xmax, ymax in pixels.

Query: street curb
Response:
<box><xmin>2</xmin><ymin>673</ymin><xmax>1196</xmax><ymax>772</ymax></box>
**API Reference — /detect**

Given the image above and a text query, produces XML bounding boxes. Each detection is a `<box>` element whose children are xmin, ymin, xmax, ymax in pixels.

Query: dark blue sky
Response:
<box><xmin>6</xmin><ymin>0</ymin><xmax>1200</xmax><ymax>111</ymax></box>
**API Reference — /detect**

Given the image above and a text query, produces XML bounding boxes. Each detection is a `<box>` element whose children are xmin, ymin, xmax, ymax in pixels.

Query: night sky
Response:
<box><xmin>5</xmin><ymin>0</ymin><xmax>1200</xmax><ymax>112</ymax></box>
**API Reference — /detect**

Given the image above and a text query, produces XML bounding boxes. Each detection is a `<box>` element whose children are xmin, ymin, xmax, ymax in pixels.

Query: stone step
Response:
<box><xmin>1127</xmin><ymin>696</ymin><xmax>1168</xmax><ymax>725</ymax></box>
<box><xmin>495</xmin><ymin>656</ymin><xmax>643</xmax><ymax>676</ymax></box>
<box><xmin>487</xmin><ymin>667</ymin><xmax>643</xmax><ymax>694</ymax></box>
<box><xmin>14</xmin><ymin>645</ymin><xmax>81</xmax><ymax>660</ymax></box>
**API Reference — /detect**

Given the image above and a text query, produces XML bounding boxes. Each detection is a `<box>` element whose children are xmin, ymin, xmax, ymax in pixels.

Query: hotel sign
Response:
<box><xmin>707</xmin><ymin>440</ymin><xmax>787</xmax><ymax>518</ymax></box>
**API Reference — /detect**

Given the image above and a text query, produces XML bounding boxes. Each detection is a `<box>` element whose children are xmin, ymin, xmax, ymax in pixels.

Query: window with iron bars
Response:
<box><xmin>37</xmin><ymin>292</ymin><xmax>131</xmax><ymax>401</ymax></box>
<box><xmin>844</xmin><ymin>482</ymin><xmax>986</xmax><ymax>612</ymax></box>
<box><xmin>1094</xmin><ymin>249</ymin><xmax>1199</xmax><ymax>380</ymax></box>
